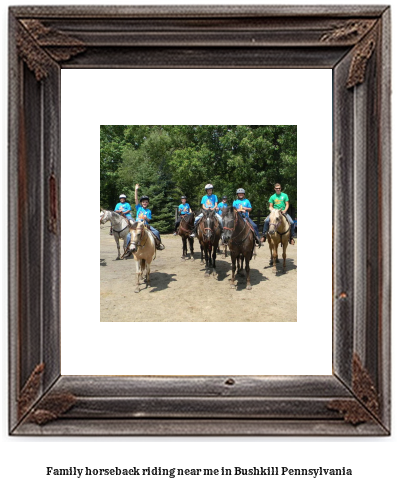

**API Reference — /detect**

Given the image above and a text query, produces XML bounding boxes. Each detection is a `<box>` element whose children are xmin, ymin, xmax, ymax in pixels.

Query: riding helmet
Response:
<box><xmin>119</xmin><ymin>194</ymin><xmax>127</xmax><ymax>199</ymax></box>
<box><xmin>204</xmin><ymin>183</ymin><xmax>214</xmax><ymax>190</ymax></box>
<box><xmin>181</xmin><ymin>195</ymin><xmax>187</xmax><ymax>199</ymax></box>
<box><xmin>236</xmin><ymin>188</ymin><xmax>245</xmax><ymax>194</ymax></box>
<box><xmin>222</xmin><ymin>195</ymin><xmax>228</xmax><ymax>199</ymax></box>
<box><xmin>140</xmin><ymin>195</ymin><xmax>150</xmax><ymax>202</ymax></box>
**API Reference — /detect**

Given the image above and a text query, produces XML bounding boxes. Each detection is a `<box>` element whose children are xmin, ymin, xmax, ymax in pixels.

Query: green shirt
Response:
<box><xmin>269</xmin><ymin>192</ymin><xmax>289</xmax><ymax>210</ymax></box>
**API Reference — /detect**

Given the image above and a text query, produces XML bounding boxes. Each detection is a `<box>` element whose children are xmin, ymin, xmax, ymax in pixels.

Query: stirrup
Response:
<box><xmin>290</xmin><ymin>237</ymin><xmax>295</xmax><ymax>245</ymax></box>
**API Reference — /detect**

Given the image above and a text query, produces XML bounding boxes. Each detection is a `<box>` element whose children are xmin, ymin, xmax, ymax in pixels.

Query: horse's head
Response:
<box><xmin>268</xmin><ymin>208</ymin><xmax>283</xmax><ymax>235</ymax></box>
<box><xmin>203</xmin><ymin>209</ymin><xmax>217</xmax><ymax>240</ymax></box>
<box><xmin>100</xmin><ymin>210</ymin><xmax>110</xmax><ymax>224</ymax></box>
<box><xmin>128</xmin><ymin>221</ymin><xmax>143</xmax><ymax>253</ymax></box>
<box><xmin>181</xmin><ymin>212</ymin><xmax>194</xmax><ymax>225</ymax></box>
<box><xmin>222</xmin><ymin>206</ymin><xmax>235</xmax><ymax>242</ymax></box>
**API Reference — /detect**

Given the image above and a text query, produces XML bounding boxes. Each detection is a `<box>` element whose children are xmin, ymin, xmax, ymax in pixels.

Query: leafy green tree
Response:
<box><xmin>100</xmin><ymin>125</ymin><xmax>297</xmax><ymax>231</ymax></box>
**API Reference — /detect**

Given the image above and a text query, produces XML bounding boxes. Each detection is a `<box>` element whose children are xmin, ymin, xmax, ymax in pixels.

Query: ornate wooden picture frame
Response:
<box><xmin>9</xmin><ymin>5</ymin><xmax>391</xmax><ymax>435</ymax></box>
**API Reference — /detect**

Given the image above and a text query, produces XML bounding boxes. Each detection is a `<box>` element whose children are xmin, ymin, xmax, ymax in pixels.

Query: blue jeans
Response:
<box><xmin>263</xmin><ymin>213</ymin><xmax>294</xmax><ymax>237</ymax></box>
<box><xmin>245</xmin><ymin>217</ymin><xmax>260</xmax><ymax>241</ymax></box>
<box><xmin>194</xmin><ymin>212</ymin><xmax>223</xmax><ymax>227</ymax></box>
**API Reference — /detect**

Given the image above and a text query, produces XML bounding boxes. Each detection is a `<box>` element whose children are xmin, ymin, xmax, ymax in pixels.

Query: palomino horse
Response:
<box><xmin>122</xmin><ymin>221</ymin><xmax>156</xmax><ymax>293</ymax></box>
<box><xmin>267</xmin><ymin>208</ymin><xmax>290</xmax><ymax>273</ymax></box>
<box><xmin>222</xmin><ymin>206</ymin><xmax>255</xmax><ymax>290</ymax></box>
<box><xmin>197</xmin><ymin>209</ymin><xmax>221</xmax><ymax>277</ymax></box>
<box><xmin>100</xmin><ymin>210</ymin><xmax>131</xmax><ymax>260</ymax></box>
<box><xmin>177</xmin><ymin>212</ymin><xmax>195</xmax><ymax>261</ymax></box>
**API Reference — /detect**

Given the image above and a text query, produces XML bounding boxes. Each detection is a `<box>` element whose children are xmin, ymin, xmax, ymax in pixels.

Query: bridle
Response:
<box><xmin>112</xmin><ymin>214</ymin><xmax>130</xmax><ymax>234</ymax></box>
<box><xmin>230</xmin><ymin>210</ymin><xmax>252</xmax><ymax>245</ymax></box>
<box><xmin>269</xmin><ymin>212</ymin><xmax>290</xmax><ymax>244</ymax></box>
<box><xmin>100</xmin><ymin>211</ymin><xmax>130</xmax><ymax>234</ymax></box>
<box><xmin>198</xmin><ymin>212</ymin><xmax>217</xmax><ymax>249</ymax></box>
<box><xmin>178</xmin><ymin>213</ymin><xmax>194</xmax><ymax>235</ymax></box>
<box><xmin>130</xmin><ymin>222</ymin><xmax>148</xmax><ymax>249</ymax></box>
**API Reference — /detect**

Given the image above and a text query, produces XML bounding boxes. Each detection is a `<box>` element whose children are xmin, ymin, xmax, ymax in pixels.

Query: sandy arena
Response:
<box><xmin>100</xmin><ymin>225</ymin><xmax>297</xmax><ymax>322</ymax></box>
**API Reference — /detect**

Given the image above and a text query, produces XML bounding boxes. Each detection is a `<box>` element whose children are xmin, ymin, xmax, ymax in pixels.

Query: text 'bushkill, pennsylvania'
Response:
<box><xmin>46</xmin><ymin>466</ymin><xmax>353</xmax><ymax>478</ymax></box>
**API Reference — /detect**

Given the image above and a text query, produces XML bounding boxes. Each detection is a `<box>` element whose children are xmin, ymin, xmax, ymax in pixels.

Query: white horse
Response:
<box><xmin>100</xmin><ymin>210</ymin><xmax>131</xmax><ymax>260</ymax></box>
<box><xmin>122</xmin><ymin>221</ymin><xmax>156</xmax><ymax>293</ymax></box>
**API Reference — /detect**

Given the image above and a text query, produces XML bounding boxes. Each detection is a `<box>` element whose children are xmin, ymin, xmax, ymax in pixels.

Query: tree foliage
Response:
<box><xmin>100</xmin><ymin>125</ymin><xmax>297</xmax><ymax>232</ymax></box>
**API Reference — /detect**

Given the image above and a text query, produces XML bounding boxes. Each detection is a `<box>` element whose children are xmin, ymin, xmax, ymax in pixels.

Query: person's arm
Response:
<box><xmin>269</xmin><ymin>199</ymin><xmax>274</xmax><ymax>211</ymax></box>
<box><xmin>135</xmin><ymin>184</ymin><xmax>139</xmax><ymax>205</ymax></box>
<box><xmin>244</xmin><ymin>201</ymin><xmax>252</xmax><ymax>213</ymax></box>
<box><xmin>283</xmin><ymin>201</ymin><xmax>289</xmax><ymax>214</ymax></box>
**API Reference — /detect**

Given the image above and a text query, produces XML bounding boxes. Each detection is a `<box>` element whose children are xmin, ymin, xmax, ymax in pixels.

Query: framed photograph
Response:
<box><xmin>9</xmin><ymin>5</ymin><xmax>390</xmax><ymax>435</ymax></box>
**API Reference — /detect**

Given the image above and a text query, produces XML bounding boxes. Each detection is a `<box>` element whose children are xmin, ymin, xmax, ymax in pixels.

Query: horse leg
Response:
<box><xmin>200</xmin><ymin>245</ymin><xmax>204</xmax><ymax>264</ymax></box>
<box><xmin>272</xmin><ymin>244</ymin><xmax>278</xmax><ymax>274</ymax></box>
<box><xmin>212</xmin><ymin>245</ymin><xmax>217</xmax><ymax>277</ymax></box>
<box><xmin>181</xmin><ymin>237</ymin><xmax>187</xmax><ymax>260</ymax></box>
<box><xmin>115</xmin><ymin>235</ymin><xmax>121</xmax><ymax>260</ymax></box>
<box><xmin>189</xmin><ymin>237</ymin><xmax>195</xmax><ymax>261</ymax></box>
<box><xmin>237</xmin><ymin>254</ymin><xmax>244</xmax><ymax>274</ymax></box>
<box><xmin>268</xmin><ymin>237</ymin><xmax>273</xmax><ymax>267</ymax></box>
<box><xmin>135</xmin><ymin>260</ymin><xmax>141</xmax><ymax>293</ymax></box>
<box><xmin>282</xmin><ymin>241</ymin><xmax>287</xmax><ymax>272</ymax></box>
<box><xmin>141</xmin><ymin>258</ymin><xmax>147</xmax><ymax>281</ymax></box>
<box><xmin>245</xmin><ymin>255</ymin><xmax>252</xmax><ymax>290</ymax></box>
<box><xmin>230</xmin><ymin>254</ymin><xmax>237</xmax><ymax>289</ymax></box>
<box><xmin>204</xmin><ymin>247</ymin><xmax>210</xmax><ymax>277</ymax></box>
<box><xmin>145</xmin><ymin>260</ymin><xmax>151</xmax><ymax>287</ymax></box>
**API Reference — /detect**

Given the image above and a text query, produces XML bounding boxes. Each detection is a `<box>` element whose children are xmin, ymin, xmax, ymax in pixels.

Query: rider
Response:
<box><xmin>217</xmin><ymin>195</ymin><xmax>229</xmax><ymax>215</ymax></box>
<box><xmin>261</xmin><ymin>183</ymin><xmax>295</xmax><ymax>245</ymax></box>
<box><xmin>232</xmin><ymin>188</ymin><xmax>261</xmax><ymax>247</ymax></box>
<box><xmin>112</xmin><ymin>194</ymin><xmax>132</xmax><ymax>235</ymax></box>
<box><xmin>190</xmin><ymin>184</ymin><xmax>224</xmax><ymax>237</ymax></box>
<box><xmin>174</xmin><ymin>195</ymin><xmax>192</xmax><ymax>235</ymax></box>
<box><xmin>133</xmin><ymin>183</ymin><xmax>165</xmax><ymax>250</ymax></box>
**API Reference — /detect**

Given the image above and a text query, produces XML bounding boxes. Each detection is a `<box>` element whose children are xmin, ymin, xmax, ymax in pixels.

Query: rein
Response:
<box><xmin>113</xmin><ymin>218</ymin><xmax>130</xmax><ymax>234</ymax></box>
<box><xmin>198</xmin><ymin>215</ymin><xmax>217</xmax><ymax>250</ymax></box>
<box><xmin>105</xmin><ymin>212</ymin><xmax>130</xmax><ymax>234</ymax></box>
<box><xmin>231</xmin><ymin>212</ymin><xmax>252</xmax><ymax>245</ymax></box>
<box><xmin>178</xmin><ymin>214</ymin><xmax>194</xmax><ymax>235</ymax></box>
<box><xmin>134</xmin><ymin>224</ymin><xmax>149</xmax><ymax>249</ymax></box>
<box><xmin>269</xmin><ymin>213</ymin><xmax>290</xmax><ymax>245</ymax></box>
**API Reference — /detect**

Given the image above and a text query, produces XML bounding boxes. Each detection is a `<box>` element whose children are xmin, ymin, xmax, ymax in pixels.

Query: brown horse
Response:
<box><xmin>197</xmin><ymin>209</ymin><xmax>221</xmax><ymax>277</ymax></box>
<box><xmin>121</xmin><ymin>221</ymin><xmax>156</xmax><ymax>292</ymax></box>
<box><xmin>267</xmin><ymin>208</ymin><xmax>290</xmax><ymax>274</ymax></box>
<box><xmin>177</xmin><ymin>212</ymin><xmax>195</xmax><ymax>261</ymax></box>
<box><xmin>223</xmin><ymin>206</ymin><xmax>255</xmax><ymax>290</ymax></box>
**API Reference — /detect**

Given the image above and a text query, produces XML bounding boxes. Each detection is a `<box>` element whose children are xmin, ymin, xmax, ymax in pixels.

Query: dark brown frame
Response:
<box><xmin>9</xmin><ymin>5</ymin><xmax>391</xmax><ymax>435</ymax></box>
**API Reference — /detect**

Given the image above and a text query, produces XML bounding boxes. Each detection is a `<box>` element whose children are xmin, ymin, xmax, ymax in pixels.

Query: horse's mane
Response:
<box><xmin>222</xmin><ymin>206</ymin><xmax>235</xmax><ymax>217</ymax></box>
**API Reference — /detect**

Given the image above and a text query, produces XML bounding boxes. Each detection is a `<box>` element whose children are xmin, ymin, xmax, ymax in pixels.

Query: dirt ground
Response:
<box><xmin>100</xmin><ymin>225</ymin><xmax>297</xmax><ymax>322</ymax></box>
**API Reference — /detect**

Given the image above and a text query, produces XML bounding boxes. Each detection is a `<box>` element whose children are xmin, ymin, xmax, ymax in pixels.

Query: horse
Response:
<box><xmin>100</xmin><ymin>210</ymin><xmax>131</xmax><ymax>260</ymax></box>
<box><xmin>222</xmin><ymin>206</ymin><xmax>255</xmax><ymax>290</ymax></box>
<box><xmin>267</xmin><ymin>208</ymin><xmax>290</xmax><ymax>273</ymax></box>
<box><xmin>122</xmin><ymin>221</ymin><xmax>156</xmax><ymax>293</ymax></box>
<box><xmin>177</xmin><ymin>212</ymin><xmax>195</xmax><ymax>260</ymax></box>
<box><xmin>197</xmin><ymin>209</ymin><xmax>221</xmax><ymax>277</ymax></box>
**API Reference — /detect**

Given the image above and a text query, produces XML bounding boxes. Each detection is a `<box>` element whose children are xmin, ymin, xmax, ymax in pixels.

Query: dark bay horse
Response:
<box><xmin>177</xmin><ymin>212</ymin><xmax>195</xmax><ymax>261</ymax></box>
<box><xmin>197</xmin><ymin>209</ymin><xmax>221</xmax><ymax>277</ymax></box>
<box><xmin>222</xmin><ymin>206</ymin><xmax>255</xmax><ymax>290</ymax></box>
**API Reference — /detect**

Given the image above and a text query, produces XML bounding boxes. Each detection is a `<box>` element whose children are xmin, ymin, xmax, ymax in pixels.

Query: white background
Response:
<box><xmin>1</xmin><ymin>1</ymin><xmax>397</xmax><ymax>492</ymax></box>
<box><xmin>61</xmin><ymin>68</ymin><xmax>332</xmax><ymax>376</ymax></box>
